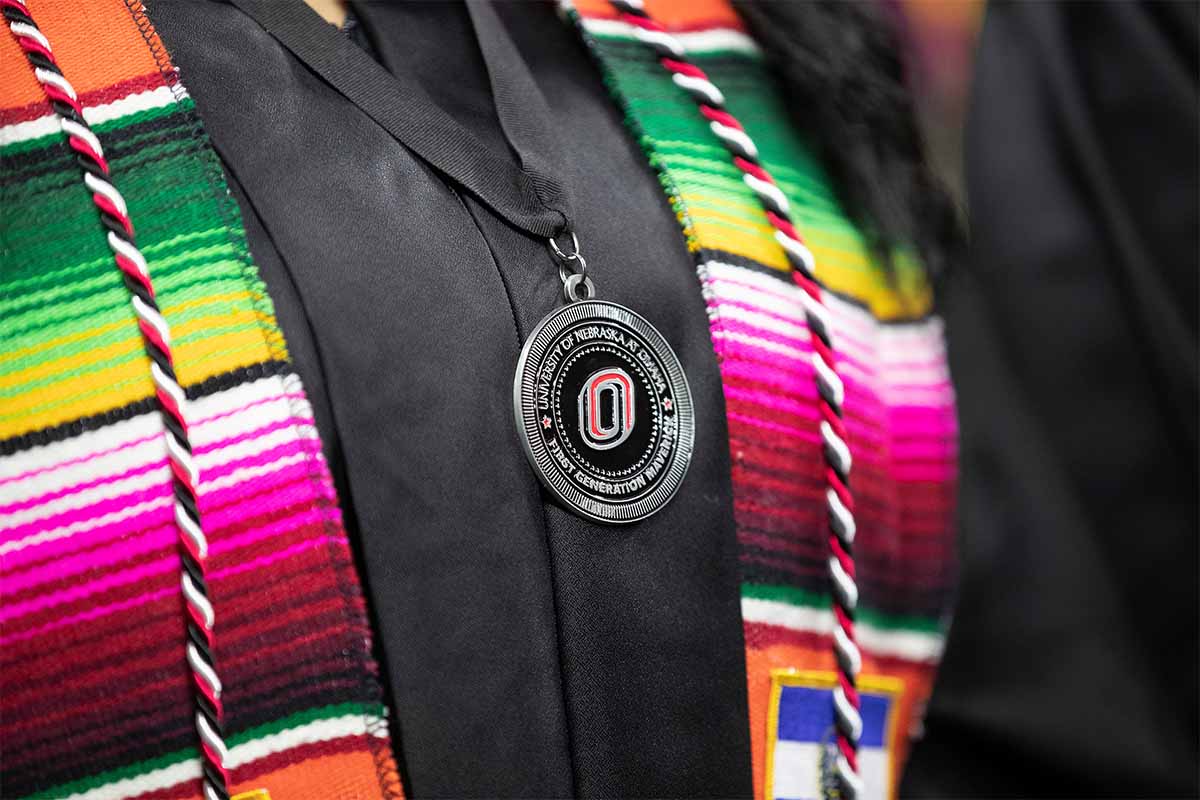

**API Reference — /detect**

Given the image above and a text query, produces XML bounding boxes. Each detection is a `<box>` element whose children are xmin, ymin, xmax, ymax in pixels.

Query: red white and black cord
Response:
<box><xmin>607</xmin><ymin>1</ymin><xmax>864</xmax><ymax>796</ymax></box>
<box><xmin>2</xmin><ymin>3</ymin><xmax>231</xmax><ymax>798</ymax></box>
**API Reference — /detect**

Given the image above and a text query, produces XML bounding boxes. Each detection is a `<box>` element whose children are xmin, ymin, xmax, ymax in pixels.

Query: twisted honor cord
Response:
<box><xmin>1</xmin><ymin>3</ymin><xmax>231</xmax><ymax>798</ymax></box>
<box><xmin>607</xmin><ymin>1</ymin><xmax>864</xmax><ymax>796</ymax></box>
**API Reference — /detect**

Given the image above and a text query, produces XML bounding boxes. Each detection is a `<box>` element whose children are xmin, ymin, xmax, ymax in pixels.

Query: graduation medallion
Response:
<box><xmin>514</xmin><ymin>298</ymin><xmax>695</xmax><ymax>524</ymax></box>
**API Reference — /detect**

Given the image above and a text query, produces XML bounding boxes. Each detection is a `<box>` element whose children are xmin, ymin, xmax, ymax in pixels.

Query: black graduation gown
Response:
<box><xmin>149</xmin><ymin>2</ymin><xmax>753</xmax><ymax>797</ymax></box>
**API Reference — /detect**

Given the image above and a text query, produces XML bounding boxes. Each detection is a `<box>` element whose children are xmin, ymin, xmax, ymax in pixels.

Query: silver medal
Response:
<box><xmin>513</xmin><ymin>299</ymin><xmax>694</xmax><ymax>524</ymax></box>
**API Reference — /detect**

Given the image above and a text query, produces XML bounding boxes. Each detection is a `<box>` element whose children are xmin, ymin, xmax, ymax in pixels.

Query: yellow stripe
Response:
<box><xmin>1</xmin><ymin>290</ymin><xmax>261</xmax><ymax>367</ymax></box>
<box><xmin>0</xmin><ymin>326</ymin><xmax>275</xmax><ymax>439</ymax></box>
<box><xmin>680</xmin><ymin>192</ymin><xmax>933</xmax><ymax>319</ymax></box>
<box><xmin>691</xmin><ymin>217</ymin><xmax>789</xmax><ymax>270</ymax></box>
<box><xmin>0</xmin><ymin>301</ymin><xmax>268</xmax><ymax>392</ymax></box>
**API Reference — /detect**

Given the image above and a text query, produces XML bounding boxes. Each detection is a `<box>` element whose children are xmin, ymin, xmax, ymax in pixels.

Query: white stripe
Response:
<box><xmin>10</xmin><ymin>21</ymin><xmax>50</xmax><ymax>51</ymax></box>
<box><xmin>0</xmin><ymin>384</ymin><xmax>311</xmax><ymax>518</ymax></box>
<box><xmin>824</xmin><ymin>291</ymin><xmax>948</xmax><ymax>344</ymax></box>
<box><xmin>187</xmin><ymin>641</ymin><xmax>223</xmax><ymax>698</ymax></box>
<box><xmin>0</xmin><ymin>497</ymin><xmax>168</xmax><ymax>556</ymax></box>
<box><xmin>225</xmin><ymin>713</ymin><xmax>385</xmax><ymax>769</ymax></box>
<box><xmin>582</xmin><ymin>18</ymin><xmax>759</xmax><ymax>54</ymax></box>
<box><xmin>705</xmin><ymin>262</ymin><xmax>836</xmax><ymax>340</ymax></box>
<box><xmin>711</xmin><ymin>328</ymin><xmax>806</xmax><ymax>362</ymax></box>
<box><xmin>279</xmin><ymin>374</ymin><xmax>320</xmax><ymax>434</ymax></box>
<box><xmin>47</xmin><ymin>713</ymin><xmax>390</xmax><ymax>800</ymax></box>
<box><xmin>716</xmin><ymin>301</ymin><xmax>811</xmax><ymax>343</ymax></box>
<box><xmin>706</xmin><ymin>267</ymin><xmax>805</xmax><ymax>320</ymax></box>
<box><xmin>709</xmin><ymin>260</ymin><xmax>890</xmax><ymax>353</ymax></box>
<box><xmin>708</xmin><ymin>280</ymin><xmax>834</xmax><ymax>352</ymax></box>
<box><xmin>742</xmin><ymin>596</ymin><xmax>832</xmax><ymax>635</ymax></box>
<box><xmin>706</xmin><ymin>259</ymin><xmax>949</xmax><ymax>353</ymax></box>
<box><xmin>107</xmin><ymin>231</ymin><xmax>149</xmax><ymax>277</ymax></box>
<box><xmin>182</xmin><ymin>573</ymin><xmax>215</xmax><ymax>629</ymax></box>
<box><xmin>0</xmin><ymin>86</ymin><xmax>180</xmax><ymax>148</ymax></box>
<box><xmin>34</xmin><ymin>67</ymin><xmax>77</xmax><ymax>101</ymax></box>
<box><xmin>84</xmin><ymin>172</ymin><xmax>128</xmax><ymax>217</ymax></box>
<box><xmin>744</xmin><ymin>173</ymin><xmax>790</xmax><ymax>215</ymax></box>
<box><xmin>672</xmin><ymin>72</ymin><xmax>725</xmax><ymax>106</ymax></box>
<box><xmin>705</xmin><ymin>259</ymin><xmax>800</xmax><ymax>298</ymax></box>
<box><xmin>0</xmin><ymin>416</ymin><xmax>298</xmax><ymax>533</ymax></box>
<box><xmin>876</xmin><ymin>363</ymin><xmax>953</xmax><ymax>388</ymax></box>
<box><xmin>740</xmin><ymin>597</ymin><xmax>945</xmax><ymax>662</ymax></box>
<box><xmin>710</xmin><ymin>328</ymin><xmax>953</xmax><ymax>410</ymax></box>
<box><xmin>771</xmin><ymin>741</ymin><xmax>889</xmax><ymax>800</ymax></box>
<box><xmin>201</xmin><ymin>450</ymin><xmax>310</xmax><ymax>497</ymax></box>
<box><xmin>0</xmin><ymin>114</ymin><xmax>59</xmax><ymax>147</ymax></box>
<box><xmin>705</xmin><ymin>275</ymin><xmax>808</xmax><ymax>319</ymax></box>
<box><xmin>190</xmin><ymin>375</ymin><xmax>310</xmax><ymax>448</ymax></box>
<box><xmin>1</xmin><ymin>455</ymin><xmax>169</xmax><ymax>532</ymax></box>
<box><xmin>54</xmin><ymin>758</ymin><xmax>202</xmax><ymax>800</ymax></box>
<box><xmin>86</xmin><ymin>85</ymin><xmax>185</xmax><ymax>125</ymax></box>
<box><xmin>281</xmin><ymin>371</ymin><xmax>307</xmax><ymax>403</ymax></box>
<box><xmin>0</xmin><ymin>448</ymin><xmax>308</xmax><ymax>569</ymax></box>
<box><xmin>873</xmin><ymin>379</ymin><xmax>955</xmax><ymax>407</ymax></box>
<box><xmin>59</xmin><ymin>118</ymin><xmax>102</xmax><ymax>157</ymax></box>
<box><xmin>710</xmin><ymin>120</ymin><xmax>758</xmax><ymax>160</ymax></box>
<box><xmin>0</xmin><ymin>374</ymin><xmax>301</xmax><ymax>491</ymax></box>
<box><xmin>197</xmin><ymin>424</ymin><xmax>305</xmax><ymax>474</ymax></box>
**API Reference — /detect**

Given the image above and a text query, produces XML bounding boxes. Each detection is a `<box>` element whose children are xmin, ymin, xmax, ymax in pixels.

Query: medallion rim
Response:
<box><xmin>513</xmin><ymin>299</ymin><xmax>695</xmax><ymax>524</ymax></box>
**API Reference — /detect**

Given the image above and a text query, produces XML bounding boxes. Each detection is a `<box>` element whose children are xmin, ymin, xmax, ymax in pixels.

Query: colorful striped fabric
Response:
<box><xmin>569</xmin><ymin>1</ymin><xmax>958</xmax><ymax>797</ymax></box>
<box><xmin>0</xmin><ymin>3</ymin><xmax>402</xmax><ymax>799</ymax></box>
<box><xmin>2</xmin><ymin>1</ymin><xmax>954</xmax><ymax>797</ymax></box>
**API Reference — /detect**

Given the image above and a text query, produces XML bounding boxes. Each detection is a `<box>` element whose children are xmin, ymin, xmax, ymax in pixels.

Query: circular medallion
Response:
<box><xmin>513</xmin><ymin>300</ymin><xmax>695</xmax><ymax>524</ymax></box>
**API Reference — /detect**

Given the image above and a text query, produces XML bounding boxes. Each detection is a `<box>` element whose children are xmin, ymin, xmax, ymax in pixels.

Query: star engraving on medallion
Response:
<box><xmin>541</xmin><ymin>415</ymin><xmax>553</xmax><ymax>429</ymax></box>
<box><xmin>662</xmin><ymin>397</ymin><xmax>673</xmax><ymax>412</ymax></box>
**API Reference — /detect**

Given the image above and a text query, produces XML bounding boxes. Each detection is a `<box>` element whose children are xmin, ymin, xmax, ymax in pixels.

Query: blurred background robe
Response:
<box><xmin>904</xmin><ymin>2</ymin><xmax>1199</xmax><ymax>795</ymax></box>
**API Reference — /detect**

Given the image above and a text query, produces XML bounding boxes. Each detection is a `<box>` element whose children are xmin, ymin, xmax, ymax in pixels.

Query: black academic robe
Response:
<box><xmin>151</xmin><ymin>2</ymin><xmax>752</xmax><ymax>796</ymax></box>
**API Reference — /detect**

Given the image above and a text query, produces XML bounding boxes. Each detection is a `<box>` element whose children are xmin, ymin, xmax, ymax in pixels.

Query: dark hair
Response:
<box><xmin>733</xmin><ymin>0</ymin><xmax>962</xmax><ymax>280</ymax></box>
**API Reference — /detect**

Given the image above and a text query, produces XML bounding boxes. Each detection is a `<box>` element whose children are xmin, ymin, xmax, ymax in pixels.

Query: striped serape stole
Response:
<box><xmin>0</xmin><ymin>3</ymin><xmax>403</xmax><ymax>799</ymax></box>
<box><xmin>569</xmin><ymin>1</ymin><xmax>958</xmax><ymax>798</ymax></box>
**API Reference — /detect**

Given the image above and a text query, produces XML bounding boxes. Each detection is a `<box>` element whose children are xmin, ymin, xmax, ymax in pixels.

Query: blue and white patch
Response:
<box><xmin>765</xmin><ymin>671</ymin><xmax>903</xmax><ymax>800</ymax></box>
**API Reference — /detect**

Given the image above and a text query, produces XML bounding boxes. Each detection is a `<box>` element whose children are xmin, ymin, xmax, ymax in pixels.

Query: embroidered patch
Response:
<box><xmin>765</xmin><ymin>671</ymin><xmax>903</xmax><ymax>800</ymax></box>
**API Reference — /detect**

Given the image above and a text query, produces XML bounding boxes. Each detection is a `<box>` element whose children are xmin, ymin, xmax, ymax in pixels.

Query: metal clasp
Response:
<box><xmin>548</xmin><ymin>230</ymin><xmax>595</xmax><ymax>303</ymax></box>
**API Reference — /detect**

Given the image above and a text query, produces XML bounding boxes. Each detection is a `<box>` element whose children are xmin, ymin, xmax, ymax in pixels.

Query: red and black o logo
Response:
<box><xmin>578</xmin><ymin>368</ymin><xmax>635</xmax><ymax>450</ymax></box>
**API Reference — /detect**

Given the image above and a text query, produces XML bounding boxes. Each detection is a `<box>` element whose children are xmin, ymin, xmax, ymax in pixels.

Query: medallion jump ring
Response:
<box><xmin>557</xmin><ymin>252</ymin><xmax>588</xmax><ymax>286</ymax></box>
<box><xmin>563</xmin><ymin>273</ymin><xmax>596</xmax><ymax>303</ymax></box>
<box><xmin>549</xmin><ymin>230</ymin><xmax>582</xmax><ymax>262</ymax></box>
